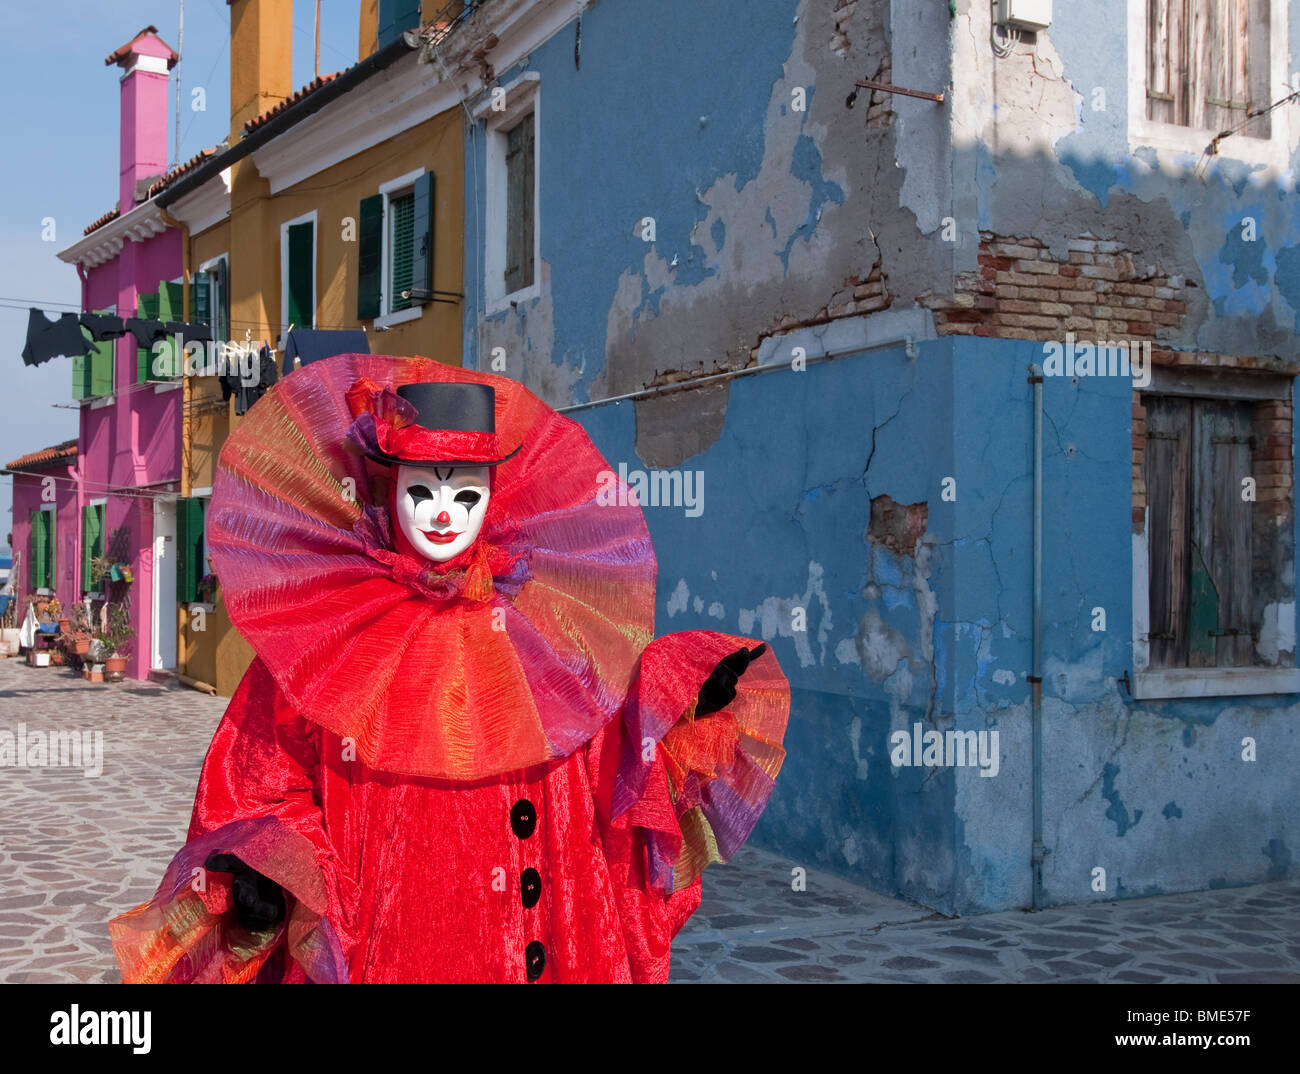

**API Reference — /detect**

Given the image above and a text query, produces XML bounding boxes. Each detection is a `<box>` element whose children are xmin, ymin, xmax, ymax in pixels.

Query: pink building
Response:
<box><xmin>12</xmin><ymin>27</ymin><xmax>187</xmax><ymax>679</ymax></box>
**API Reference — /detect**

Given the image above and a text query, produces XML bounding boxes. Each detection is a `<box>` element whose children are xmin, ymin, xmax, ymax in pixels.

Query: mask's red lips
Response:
<box><xmin>421</xmin><ymin>529</ymin><xmax>462</xmax><ymax>545</ymax></box>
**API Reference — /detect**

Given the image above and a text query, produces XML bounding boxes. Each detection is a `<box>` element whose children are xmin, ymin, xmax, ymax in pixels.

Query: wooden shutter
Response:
<box><xmin>137</xmin><ymin>291</ymin><xmax>160</xmax><ymax>382</ymax></box>
<box><xmin>357</xmin><ymin>195</ymin><xmax>384</xmax><ymax>321</ymax></box>
<box><xmin>72</xmin><ymin>351</ymin><xmax>89</xmax><ymax>401</ymax></box>
<box><xmin>1190</xmin><ymin>399</ymin><xmax>1255</xmax><ymax>667</ymax></box>
<box><xmin>1147</xmin><ymin>1</ymin><xmax>1269</xmax><ymax>135</ymax></box>
<box><xmin>287</xmin><ymin>222</ymin><xmax>314</xmax><ymax>329</ymax></box>
<box><xmin>1145</xmin><ymin>395</ymin><xmax>1192</xmax><ymax>668</ymax></box>
<box><xmin>81</xmin><ymin>504</ymin><xmax>103</xmax><ymax>593</ymax></box>
<box><xmin>176</xmin><ymin>497</ymin><xmax>205</xmax><ymax>603</ymax></box>
<box><xmin>88</xmin><ymin>336</ymin><xmax>113</xmax><ymax>398</ymax></box>
<box><xmin>410</xmin><ymin>171</ymin><xmax>436</xmax><ymax>305</ymax></box>
<box><xmin>505</xmin><ymin>113</ymin><xmax>536</xmax><ymax>296</ymax></box>
<box><xmin>389</xmin><ymin>192</ymin><xmax>416</xmax><ymax>312</ymax></box>
<box><xmin>30</xmin><ymin>511</ymin><xmax>46</xmax><ymax>592</ymax></box>
<box><xmin>193</xmin><ymin>270</ymin><xmax>211</xmax><ymax>327</ymax></box>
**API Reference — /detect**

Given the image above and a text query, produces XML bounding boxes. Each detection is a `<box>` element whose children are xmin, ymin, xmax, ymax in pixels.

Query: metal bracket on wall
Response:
<box><xmin>1118</xmin><ymin>669</ymin><xmax>1132</xmax><ymax>696</ymax></box>
<box><xmin>846</xmin><ymin>79</ymin><xmax>945</xmax><ymax>108</ymax></box>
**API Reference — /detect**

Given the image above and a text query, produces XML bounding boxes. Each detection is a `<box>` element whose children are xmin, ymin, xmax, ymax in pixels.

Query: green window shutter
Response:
<box><xmin>357</xmin><ymin>195</ymin><xmax>384</xmax><ymax>321</ymax></box>
<box><xmin>505</xmin><ymin>112</ymin><xmax>536</xmax><ymax>295</ymax></box>
<box><xmin>389</xmin><ymin>192</ymin><xmax>416</xmax><ymax>312</ymax></box>
<box><xmin>156</xmin><ymin>282</ymin><xmax>183</xmax><ymax>377</ymax></box>
<box><xmin>377</xmin><ymin>0</ymin><xmax>421</xmax><ymax>50</ymax></box>
<box><xmin>81</xmin><ymin>504</ymin><xmax>103</xmax><ymax>593</ymax></box>
<box><xmin>137</xmin><ymin>292</ymin><xmax>160</xmax><ymax>382</ymax></box>
<box><xmin>72</xmin><ymin>351</ymin><xmax>88</xmax><ymax>401</ymax></box>
<box><xmin>217</xmin><ymin>258</ymin><xmax>230</xmax><ymax>343</ymax></box>
<box><xmin>286</xmin><ymin>222</ymin><xmax>314</xmax><ymax>329</ymax></box>
<box><xmin>30</xmin><ymin>511</ymin><xmax>45</xmax><ymax>592</ymax></box>
<box><xmin>88</xmin><ymin>335</ymin><xmax>115</xmax><ymax>398</ymax></box>
<box><xmin>176</xmin><ymin>497</ymin><xmax>204</xmax><ymax>603</ymax></box>
<box><xmin>193</xmin><ymin>270</ymin><xmax>211</xmax><ymax>327</ymax></box>
<box><xmin>410</xmin><ymin>171</ymin><xmax>436</xmax><ymax>306</ymax></box>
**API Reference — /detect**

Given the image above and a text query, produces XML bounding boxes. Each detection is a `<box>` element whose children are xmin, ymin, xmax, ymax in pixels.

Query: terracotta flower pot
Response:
<box><xmin>105</xmin><ymin>655</ymin><xmax>127</xmax><ymax>681</ymax></box>
<box><xmin>75</xmin><ymin>638</ymin><xmax>90</xmax><ymax>655</ymax></box>
<box><xmin>58</xmin><ymin>618</ymin><xmax>70</xmax><ymax>633</ymax></box>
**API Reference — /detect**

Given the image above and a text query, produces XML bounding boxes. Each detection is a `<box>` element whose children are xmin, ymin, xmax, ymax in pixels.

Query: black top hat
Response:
<box><xmin>364</xmin><ymin>381</ymin><xmax>521</xmax><ymax>467</ymax></box>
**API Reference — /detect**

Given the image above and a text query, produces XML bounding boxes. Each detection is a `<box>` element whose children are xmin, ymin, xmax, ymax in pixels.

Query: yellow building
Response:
<box><xmin>156</xmin><ymin>0</ymin><xmax>474</xmax><ymax>695</ymax></box>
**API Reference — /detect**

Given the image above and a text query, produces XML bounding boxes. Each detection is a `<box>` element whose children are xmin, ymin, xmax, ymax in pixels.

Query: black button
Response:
<box><xmin>525</xmin><ymin>940</ymin><xmax>546</xmax><ymax>981</ymax></box>
<box><xmin>510</xmin><ymin>798</ymin><xmax>537</xmax><ymax>839</ymax></box>
<box><xmin>520</xmin><ymin>867</ymin><xmax>541</xmax><ymax>909</ymax></box>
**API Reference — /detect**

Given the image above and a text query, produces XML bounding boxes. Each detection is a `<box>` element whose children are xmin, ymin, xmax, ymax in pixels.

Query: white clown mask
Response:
<box><xmin>394</xmin><ymin>464</ymin><xmax>491</xmax><ymax>562</ymax></box>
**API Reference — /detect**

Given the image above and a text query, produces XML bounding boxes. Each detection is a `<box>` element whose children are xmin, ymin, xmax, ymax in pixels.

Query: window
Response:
<box><xmin>176</xmin><ymin>496</ymin><xmax>207</xmax><ymax>604</ymax></box>
<box><xmin>377</xmin><ymin>0</ymin><xmax>421</xmax><ymax>51</ymax></box>
<box><xmin>504</xmin><ymin>112</ymin><xmax>536</xmax><ymax>296</ymax></box>
<box><xmin>281</xmin><ymin>212</ymin><xmax>317</xmax><ymax>336</ymax></box>
<box><xmin>357</xmin><ymin>170</ymin><xmax>436</xmax><ymax>327</ymax></box>
<box><xmin>195</xmin><ymin>254</ymin><xmax>231</xmax><ymax>345</ymax></box>
<box><xmin>81</xmin><ymin>500</ymin><xmax>105</xmax><ymax>596</ymax></box>
<box><xmin>74</xmin><ymin>310</ymin><xmax>115</xmax><ymax>401</ymax></box>
<box><xmin>29</xmin><ymin>507</ymin><xmax>54</xmax><ymax>593</ymax></box>
<box><xmin>478</xmin><ymin>72</ymin><xmax>540</xmax><ymax>312</ymax></box>
<box><xmin>1136</xmin><ymin>379</ymin><xmax>1298</xmax><ymax>697</ymax></box>
<box><xmin>1145</xmin><ymin>0</ymin><xmax>1271</xmax><ymax>137</ymax></box>
<box><xmin>135</xmin><ymin>285</ymin><xmax>182</xmax><ymax>382</ymax></box>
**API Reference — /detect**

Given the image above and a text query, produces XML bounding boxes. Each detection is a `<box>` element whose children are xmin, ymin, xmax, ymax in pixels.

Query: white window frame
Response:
<box><xmin>279</xmin><ymin>210</ymin><xmax>318</xmax><ymax>338</ymax></box>
<box><xmin>83</xmin><ymin>496</ymin><xmax>108</xmax><ymax>600</ymax></box>
<box><xmin>374</xmin><ymin>168</ymin><xmax>426</xmax><ymax>330</ymax></box>
<box><xmin>1126</xmin><ymin>0</ymin><xmax>1293</xmax><ymax>172</ymax></box>
<box><xmin>475</xmin><ymin>72</ymin><xmax>541</xmax><ymax>315</ymax></box>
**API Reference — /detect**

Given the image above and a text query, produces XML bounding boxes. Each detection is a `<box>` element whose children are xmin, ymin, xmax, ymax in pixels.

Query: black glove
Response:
<box><xmin>204</xmin><ymin>852</ymin><xmax>287</xmax><ymax>933</ymax></box>
<box><xmin>695</xmin><ymin>644</ymin><xmax>767</xmax><ymax>716</ymax></box>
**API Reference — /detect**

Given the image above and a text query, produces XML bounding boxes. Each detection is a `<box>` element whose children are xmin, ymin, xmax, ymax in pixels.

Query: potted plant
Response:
<box><xmin>46</xmin><ymin>597</ymin><xmax>69</xmax><ymax>633</ymax></box>
<box><xmin>196</xmin><ymin>572</ymin><xmax>218</xmax><ymax>605</ymax></box>
<box><xmin>99</xmin><ymin>601</ymin><xmax>134</xmax><ymax>681</ymax></box>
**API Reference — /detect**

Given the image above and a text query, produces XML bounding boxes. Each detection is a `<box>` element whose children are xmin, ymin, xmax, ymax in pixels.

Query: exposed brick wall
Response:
<box><xmin>927</xmin><ymin>232</ymin><xmax>1191</xmax><ymax>342</ymax></box>
<box><xmin>1253</xmin><ymin>399</ymin><xmax>1295</xmax><ymax>519</ymax></box>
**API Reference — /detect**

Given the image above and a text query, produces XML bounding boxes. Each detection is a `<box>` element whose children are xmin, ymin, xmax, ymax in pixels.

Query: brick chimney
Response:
<box><xmin>105</xmin><ymin>26</ymin><xmax>179</xmax><ymax>214</ymax></box>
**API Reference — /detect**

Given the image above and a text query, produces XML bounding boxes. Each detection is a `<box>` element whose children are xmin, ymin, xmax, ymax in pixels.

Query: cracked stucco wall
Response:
<box><xmin>951</xmin><ymin>0</ymin><xmax>1300</xmax><ymax>357</ymax></box>
<box><xmin>456</xmin><ymin>0</ymin><xmax>1300</xmax><ymax>912</ymax></box>
<box><xmin>463</xmin><ymin>0</ymin><xmax>954</xmax><ymax>465</ymax></box>
<box><xmin>573</xmin><ymin>336</ymin><xmax>1300</xmax><ymax>915</ymax></box>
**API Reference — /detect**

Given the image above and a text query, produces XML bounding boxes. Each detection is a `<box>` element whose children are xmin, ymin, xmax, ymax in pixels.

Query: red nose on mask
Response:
<box><xmin>436</xmin><ymin>510</ymin><xmax>451</xmax><ymax>525</ymax></box>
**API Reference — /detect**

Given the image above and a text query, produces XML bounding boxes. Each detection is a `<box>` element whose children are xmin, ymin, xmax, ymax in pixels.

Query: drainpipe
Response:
<box><xmin>1029</xmin><ymin>362</ymin><xmax>1045</xmax><ymax>910</ymax></box>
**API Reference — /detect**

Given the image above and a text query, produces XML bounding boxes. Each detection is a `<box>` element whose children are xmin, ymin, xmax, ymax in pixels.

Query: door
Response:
<box><xmin>152</xmin><ymin>498</ymin><xmax>178</xmax><ymax>670</ymax></box>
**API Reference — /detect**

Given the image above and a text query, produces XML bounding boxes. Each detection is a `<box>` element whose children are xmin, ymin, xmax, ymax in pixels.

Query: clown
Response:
<box><xmin>110</xmin><ymin>356</ymin><xmax>789</xmax><ymax>984</ymax></box>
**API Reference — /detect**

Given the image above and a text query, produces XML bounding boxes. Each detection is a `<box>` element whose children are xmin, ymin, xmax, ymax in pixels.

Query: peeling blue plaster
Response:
<box><xmin>1102</xmin><ymin>762</ymin><xmax>1143</xmax><ymax>836</ymax></box>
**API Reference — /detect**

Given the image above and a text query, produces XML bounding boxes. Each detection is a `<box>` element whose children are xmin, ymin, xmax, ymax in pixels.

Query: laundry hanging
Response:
<box><xmin>282</xmin><ymin>329</ymin><xmax>370</xmax><ymax>376</ymax></box>
<box><xmin>21</xmin><ymin>308</ymin><xmax>93</xmax><ymax>366</ymax></box>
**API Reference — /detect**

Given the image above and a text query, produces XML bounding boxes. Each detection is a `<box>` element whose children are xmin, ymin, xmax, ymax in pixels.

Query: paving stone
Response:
<box><xmin>6</xmin><ymin>657</ymin><xmax>1300</xmax><ymax>987</ymax></box>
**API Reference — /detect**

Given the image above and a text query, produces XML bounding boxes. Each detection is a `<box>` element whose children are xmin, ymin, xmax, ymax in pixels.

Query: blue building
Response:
<box><xmin>431</xmin><ymin>0</ymin><xmax>1300</xmax><ymax>914</ymax></box>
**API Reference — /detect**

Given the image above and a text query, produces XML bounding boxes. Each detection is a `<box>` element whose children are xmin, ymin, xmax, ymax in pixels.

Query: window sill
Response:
<box><xmin>86</xmin><ymin>394</ymin><xmax>115</xmax><ymax>410</ymax></box>
<box><xmin>373</xmin><ymin>306</ymin><xmax>423</xmax><ymax>330</ymax></box>
<box><xmin>1132</xmin><ymin>667</ymin><xmax>1300</xmax><ymax>700</ymax></box>
<box><xmin>485</xmin><ymin>281</ymin><xmax>541</xmax><ymax>317</ymax></box>
<box><xmin>154</xmin><ymin>379</ymin><xmax>182</xmax><ymax>394</ymax></box>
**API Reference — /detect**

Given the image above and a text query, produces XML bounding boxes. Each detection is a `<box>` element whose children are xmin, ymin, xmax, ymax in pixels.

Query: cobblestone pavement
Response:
<box><xmin>2</xmin><ymin>656</ymin><xmax>1297</xmax><ymax>984</ymax></box>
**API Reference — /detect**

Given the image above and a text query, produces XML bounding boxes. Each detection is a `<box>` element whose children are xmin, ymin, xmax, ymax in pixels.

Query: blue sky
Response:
<box><xmin>0</xmin><ymin>0</ymin><xmax>361</xmax><ymax>540</ymax></box>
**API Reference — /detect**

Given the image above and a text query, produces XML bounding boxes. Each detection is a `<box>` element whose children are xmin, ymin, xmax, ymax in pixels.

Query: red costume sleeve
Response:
<box><xmin>588</xmin><ymin>630</ymin><xmax>789</xmax><ymax>982</ymax></box>
<box><xmin>109</xmin><ymin>658</ymin><xmax>353</xmax><ymax>984</ymax></box>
